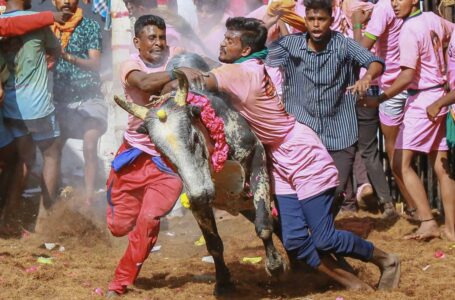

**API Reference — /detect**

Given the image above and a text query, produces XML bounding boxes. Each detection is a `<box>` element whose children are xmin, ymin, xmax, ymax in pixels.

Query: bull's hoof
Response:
<box><xmin>213</xmin><ymin>281</ymin><xmax>236</xmax><ymax>296</ymax></box>
<box><xmin>265</xmin><ymin>257</ymin><xmax>288</xmax><ymax>278</ymax></box>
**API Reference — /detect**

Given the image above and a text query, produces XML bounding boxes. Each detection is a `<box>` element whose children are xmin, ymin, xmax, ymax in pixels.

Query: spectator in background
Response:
<box><xmin>193</xmin><ymin>0</ymin><xmax>231</xmax><ymax>59</ymax></box>
<box><xmin>369</xmin><ymin>0</ymin><xmax>455</xmax><ymax>241</ymax></box>
<box><xmin>0</xmin><ymin>9</ymin><xmax>71</xmax><ymax>235</ymax></box>
<box><xmin>51</xmin><ymin>0</ymin><xmax>107</xmax><ymax>205</ymax></box>
<box><xmin>0</xmin><ymin>0</ymin><xmax>61</xmax><ymax>229</ymax></box>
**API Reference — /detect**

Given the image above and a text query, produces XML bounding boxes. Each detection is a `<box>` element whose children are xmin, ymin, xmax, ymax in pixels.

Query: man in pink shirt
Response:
<box><xmin>363</xmin><ymin>0</ymin><xmax>455</xmax><ymax>241</ymax></box>
<box><xmin>105</xmin><ymin>15</ymin><xmax>184</xmax><ymax>297</ymax></box>
<box><xmin>181</xmin><ymin>16</ymin><xmax>400</xmax><ymax>291</ymax></box>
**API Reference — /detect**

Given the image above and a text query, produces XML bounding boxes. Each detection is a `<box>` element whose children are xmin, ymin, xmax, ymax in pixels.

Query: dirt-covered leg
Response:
<box><xmin>240</xmin><ymin>210</ymin><xmax>286</xmax><ymax>277</ymax></box>
<box><xmin>191</xmin><ymin>203</ymin><xmax>234</xmax><ymax>295</ymax></box>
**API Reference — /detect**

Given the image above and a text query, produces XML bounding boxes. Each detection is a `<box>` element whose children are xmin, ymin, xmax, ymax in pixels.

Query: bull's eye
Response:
<box><xmin>193</xmin><ymin>132</ymin><xmax>199</xmax><ymax>144</ymax></box>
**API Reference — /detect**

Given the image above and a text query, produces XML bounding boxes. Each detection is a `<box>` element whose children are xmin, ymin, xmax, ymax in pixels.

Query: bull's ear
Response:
<box><xmin>136</xmin><ymin>123</ymin><xmax>148</xmax><ymax>135</ymax></box>
<box><xmin>188</xmin><ymin>105</ymin><xmax>201</xmax><ymax>118</ymax></box>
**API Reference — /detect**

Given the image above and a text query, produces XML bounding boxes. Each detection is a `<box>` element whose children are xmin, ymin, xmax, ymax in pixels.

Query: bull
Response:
<box><xmin>113</xmin><ymin>53</ymin><xmax>286</xmax><ymax>295</ymax></box>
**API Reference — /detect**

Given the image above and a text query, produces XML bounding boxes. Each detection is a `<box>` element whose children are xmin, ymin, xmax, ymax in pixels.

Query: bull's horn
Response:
<box><xmin>173</xmin><ymin>69</ymin><xmax>188</xmax><ymax>106</ymax></box>
<box><xmin>114</xmin><ymin>95</ymin><xmax>148</xmax><ymax>120</ymax></box>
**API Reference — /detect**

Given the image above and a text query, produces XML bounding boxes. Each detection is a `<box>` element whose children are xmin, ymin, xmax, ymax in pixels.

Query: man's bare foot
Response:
<box><xmin>377</xmin><ymin>254</ymin><xmax>400</xmax><ymax>290</ymax></box>
<box><xmin>370</xmin><ymin>248</ymin><xmax>400</xmax><ymax>290</ymax></box>
<box><xmin>347</xmin><ymin>282</ymin><xmax>374</xmax><ymax>291</ymax></box>
<box><xmin>403</xmin><ymin>219</ymin><xmax>440</xmax><ymax>241</ymax></box>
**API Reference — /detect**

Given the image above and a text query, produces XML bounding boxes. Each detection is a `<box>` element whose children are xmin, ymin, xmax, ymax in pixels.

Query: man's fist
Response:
<box><xmin>52</xmin><ymin>11</ymin><xmax>73</xmax><ymax>24</ymax></box>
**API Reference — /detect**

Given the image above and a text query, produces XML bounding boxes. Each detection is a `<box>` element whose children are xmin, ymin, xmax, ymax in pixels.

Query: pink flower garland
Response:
<box><xmin>186</xmin><ymin>92</ymin><xmax>229</xmax><ymax>172</ymax></box>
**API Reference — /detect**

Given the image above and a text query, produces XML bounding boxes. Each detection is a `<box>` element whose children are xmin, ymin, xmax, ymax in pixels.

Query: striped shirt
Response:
<box><xmin>266</xmin><ymin>31</ymin><xmax>384</xmax><ymax>151</ymax></box>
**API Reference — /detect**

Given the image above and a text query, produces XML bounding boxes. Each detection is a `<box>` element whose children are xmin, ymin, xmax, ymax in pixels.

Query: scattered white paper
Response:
<box><xmin>201</xmin><ymin>256</ymin><xmax>214</xmax><ymax>264</ymax></box>
<box><xmin>151</xmin><ymin>245</ymin><xmax>162</xmax><ymax>253</ymax></box>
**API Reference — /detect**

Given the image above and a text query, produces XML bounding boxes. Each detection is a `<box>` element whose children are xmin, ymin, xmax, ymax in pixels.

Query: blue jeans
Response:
<box><xmin>275</xmin><ymin>188</ymin><xmax>374</xmax><ymax>268</ymax></box>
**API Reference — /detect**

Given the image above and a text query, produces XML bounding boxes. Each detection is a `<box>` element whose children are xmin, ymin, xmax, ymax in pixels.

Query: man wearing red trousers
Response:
<box><xmin>105</xmin><ymin>15</ymin><xmax>187</xmax><ymax>297</ymax></box>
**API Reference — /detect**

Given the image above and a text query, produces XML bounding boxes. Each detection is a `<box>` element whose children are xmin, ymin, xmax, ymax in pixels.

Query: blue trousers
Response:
<box><xmin>275</xmin><ymin>189</ymin><xmax>374</xmax><ymax>268</ymax></box>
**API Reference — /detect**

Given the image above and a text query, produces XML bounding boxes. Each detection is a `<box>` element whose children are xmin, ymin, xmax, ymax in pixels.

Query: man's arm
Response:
<box><xmin>127</xmin><ymin>70</ymin><xmax>175</xmax><ymax>96</ymax></box>
<box><xmin>359</xmin><ymin>26</ymin><xmax>418</xmax><ymax>107</ymax></box>
<box><xmin>61</xmin><ymin>20</ymin><xmax>102</xmax><ymax>72</ymax></box>
<box><xmin>161</xmin><ymin>66</ymin><xmax>217</xmax><ymax>94</ymax></box>
<box><xmin>346</xmin><ymin>39</ymin><xmax>384</xmax><ymax>95</ymax></box>
<box><xmin>358</xmin><ymin>67</ymin><xmax>414</xmax><ymax>108</ymax></box>
<box><xmin>0</xmin><ymin>11</ymin><xmax>71</xmax><ymax>37</ymax></box>
<box><xmin>427</xmin><ymin>90</ymin><xmax>455</xmax><ymax>120</ymax></box>
<box><xmin>265</xmin><ymin>38</ymin><xmax>290</xmax><ymax>68</ymax></box>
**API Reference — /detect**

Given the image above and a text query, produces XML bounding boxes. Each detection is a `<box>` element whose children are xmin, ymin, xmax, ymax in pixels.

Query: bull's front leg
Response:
<box><xmin>246</xmin><ymin>143</ymin><xmax>285</xmax><ymax>276</ymax></box>
<box><xmin>190</xmin><ymin>202</ymin><xmax>234</xmax><ymax>295</ymax></box>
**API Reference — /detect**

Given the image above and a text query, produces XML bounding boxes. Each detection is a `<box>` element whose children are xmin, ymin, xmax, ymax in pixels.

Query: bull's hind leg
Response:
<box><xmin>190</xmin><ymin>204</ymin><xmax>234</xmax><ymax>295</ymax></box>
<box><xmin>240</xmin><ymin>210</ymin><xmax>286</xmax><ymax>277</ymax></box>
<box><xmin>247</xmin><ymin>143</ymin><xmax>273</xmax><ymax>239</ymax></box>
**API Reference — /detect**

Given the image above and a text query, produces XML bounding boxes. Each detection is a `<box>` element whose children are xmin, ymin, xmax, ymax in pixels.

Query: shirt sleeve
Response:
<box><xmin>211</xmin><ymin>64</ymin><xmax>250</xmax><ymax>104</ymax></box>
<box><xmin>0</xmin><ymin>11</ymin><xmax>54</xmax><ymax>37</ymax></box>
<box><xmin>399</xmin><ymin>26</ymin><xmax>419</xmax><ymax>69</ymax></box>
<box><xmin>266</xmin><ymin>38</ymin><xmax>290</xmax><ymax>68</ymax></box>
<box><xmin>86</xmin><ymin>19</ymin><xmax>102</xmax><ymax>51</ymax></box>
<box><xmin>120</xmin><ymin>59</ymin><xmax>143</xmax><ymax>86</ymax></box>
<box><xmin>364</xmin><ymin>2</ymin><xmax>389</xmax><ymax>39</ymax></box>
<box><xmin>346</xmin><ymin>38</ymin><xmax>385</xmax><ymax>70</ymax></box>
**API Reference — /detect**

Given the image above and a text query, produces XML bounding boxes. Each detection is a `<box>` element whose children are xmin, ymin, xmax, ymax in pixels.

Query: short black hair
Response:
<box><xmin>304</xmin><ymin>0</ymin><xmax>332</xmax><ymax>16</ymax></box>
<box><xmin>134</xmin><ymin>15</ymin><xmax>166</xmax><ymax>37</ymax></box>
<box><xmin>225</xmin><ymin>17</ymin><xmax>267</xmax><ymax>54</ymax></box>
<box><xmin>123</xmin><ymin>0</ymin><xmax>157</xmax><ymax>9</ymax></box>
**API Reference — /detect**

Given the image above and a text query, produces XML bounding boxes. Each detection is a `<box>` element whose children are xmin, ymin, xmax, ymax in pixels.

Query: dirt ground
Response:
<box><xmin>1</xmin><ymin>191</ymin><xmax>454</xmax><ymax>300</ymax></box>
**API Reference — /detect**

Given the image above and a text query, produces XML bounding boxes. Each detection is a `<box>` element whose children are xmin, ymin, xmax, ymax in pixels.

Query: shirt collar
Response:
<box><xmin>405</xmin><ymin>9</ymin><xmax>422</xmax><ymax>21</ymax></box>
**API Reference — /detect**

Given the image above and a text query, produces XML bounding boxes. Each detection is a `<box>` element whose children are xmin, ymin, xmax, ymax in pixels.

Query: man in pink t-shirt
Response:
<box><xmin>180</xmin><ymin>16</ymin><xmax>400</xmax><ymax>291</ymax></box>
<box><xmin>365</xmin><ymin>1</ymin><xmax>455</xmax><ymax>241</ymax></box>
<box><xmin>105</xmin><ymin>15</ymin><xmax>184</xmax><ymax>297</ymax></box>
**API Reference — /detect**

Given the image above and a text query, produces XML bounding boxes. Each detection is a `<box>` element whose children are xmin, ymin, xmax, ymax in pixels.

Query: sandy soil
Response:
<box><xmin>0</xmin><ymin>192</ymin><xmax>454</xmax><ymax>300</ymax></box>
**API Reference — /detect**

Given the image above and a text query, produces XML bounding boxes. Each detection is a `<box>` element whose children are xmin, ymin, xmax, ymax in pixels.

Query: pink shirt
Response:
<box><xmin>120</xmin><ymin>47</ymin><xmax>184</xmax><ymax>156</ymax></box>
<box><xmin>212</xmin><ymin>59</ymin><xmax>338</xmax><ymax>199</ymax></box>
<box><xmin>365</xmin><ymin>0</ymin><xmax>402</xmax><ymax>89</ymax></box>
<box><xmin>399</xmin><ymin>12</ymin><xmax>454</xmax><ymax>117</ymax></box>
<box><xmin>211</xmin><ymin>59</ymin><xmax>295</xmax><ymax>145</ymax></box>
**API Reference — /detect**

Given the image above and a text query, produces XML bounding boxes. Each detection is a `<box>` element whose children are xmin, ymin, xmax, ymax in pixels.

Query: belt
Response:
<box><xmin>407</xmin><ymin>84</ymin><xmax>445</xmax><ymax>96</ymax></box>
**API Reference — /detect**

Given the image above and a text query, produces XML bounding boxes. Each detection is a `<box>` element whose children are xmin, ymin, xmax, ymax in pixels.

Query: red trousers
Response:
<box><xmin>106</xmin><ymin>142</ymin><xmax>182</xmax><ymax>294</ymax></box>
